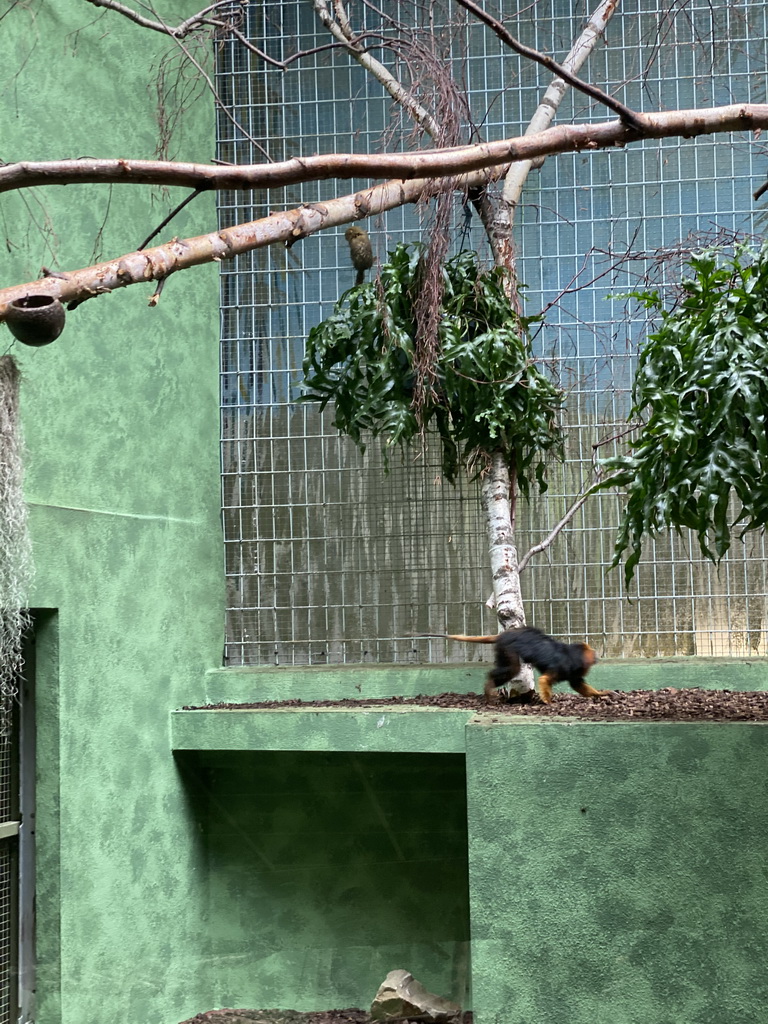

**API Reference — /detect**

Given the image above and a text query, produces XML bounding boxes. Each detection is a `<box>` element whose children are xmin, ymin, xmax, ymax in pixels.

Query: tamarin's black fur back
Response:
<box><xmin>419</xmin><ymin>627</ymin><xmax>606</xmax><ymax>704</ymax></box>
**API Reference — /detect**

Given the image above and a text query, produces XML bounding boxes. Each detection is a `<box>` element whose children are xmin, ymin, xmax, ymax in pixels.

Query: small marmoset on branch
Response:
<box><xmin>344</xmin><ymin>225</ymin><xmax>373</xmax><ymax>285</ymax></box>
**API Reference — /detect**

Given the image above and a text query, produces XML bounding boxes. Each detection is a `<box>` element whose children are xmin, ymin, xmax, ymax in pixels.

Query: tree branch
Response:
<box><xmin>1</xmin><ymin>102</ymin><xmax>766</xmax><ymax>196</ymax></box>
<box><xmin>136</xmin><ymin>188</ymin><xmax>206</xmax><ymax>250</ymax></box>
<box><xmin>455</xmin><ymin>0</ymin><xmax>647</xmax><ymax>131</ymax></box>
<box><xmin>141</xmin><ymin>3</ymin><xmax>272</xmax><ymax>162</ymax></box>
<box><xmin>81</xmin><ymin>0</ymin><xmax>242</xmax><ymax>38</ymax></box>
<box><xmin>311</xmin><ymin>0</ymin><xmax>441</xmax><ymax>139</ymax></box>
<box><xmin>502</xmin><ymin>0</ymin><xmax>620</xmax><ymax>208</ymax></box>
<box><xmin>517</xmin><ymin>470</ymin><xmax>623</xmax><ymax>572</ymax></box>
<box><xmin>0</xmin><ymin>168</ymin><xmax>504</xmax><ymax>317</ymax></box>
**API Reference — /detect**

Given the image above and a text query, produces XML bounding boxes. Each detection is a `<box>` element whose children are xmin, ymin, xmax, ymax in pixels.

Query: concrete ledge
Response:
<box><xmin>171</xmin><ymin>706</ymin><xmax>472</xmax><ymax>753</ymax></box>
<box><xmin>204</xmin><ymin>657</ymin><xmax>768</xmax><ymax>705</ymax></box>
<box><xmin>205</xmin><ymin>663</ymin><xmax>484</xmax><ymax>703</ymax></box>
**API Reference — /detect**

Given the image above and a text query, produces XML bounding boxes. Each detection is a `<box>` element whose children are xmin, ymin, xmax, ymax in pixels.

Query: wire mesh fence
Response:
<box><xmin>218</xmin><ymin>0</ymin><xmax>768</xmax><ymax>667</ymax></box>
<box><xmin>0</xmin><ymin>704</ymin><xmax>15</xmax><ymax>1024</ymax></box>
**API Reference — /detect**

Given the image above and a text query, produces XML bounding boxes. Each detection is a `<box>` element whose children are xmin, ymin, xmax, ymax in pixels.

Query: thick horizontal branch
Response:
<box><xmin>0</xmin><ymin>169</ymin><xmax>501</xmax><ymax>317</ymax></box>
<box><xmin>1</xmin><ymin>103</ymin><xmax>767</xmax><ymax>195</ymax></box>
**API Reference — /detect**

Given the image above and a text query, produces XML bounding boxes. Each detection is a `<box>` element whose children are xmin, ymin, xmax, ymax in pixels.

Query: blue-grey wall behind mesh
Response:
<box><xmin>218</xmin><ymin>0</ymin><xmax>768</xmax><ymax>666</ymax></box>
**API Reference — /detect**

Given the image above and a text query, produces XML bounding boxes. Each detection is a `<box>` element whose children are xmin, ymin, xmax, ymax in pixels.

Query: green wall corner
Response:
<box><xmin>2</xmin><ymin>5</ymin><xmax>225</xmax><ymax>1023</ymax></box>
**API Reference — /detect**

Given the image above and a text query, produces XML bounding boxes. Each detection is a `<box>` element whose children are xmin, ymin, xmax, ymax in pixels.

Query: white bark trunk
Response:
<box><xmin>480</xmin><ymin>452</ymin><xmax>533</xmax><ymax>694</ymax></box>
<box><xmin>502</xmin><ymin>0</ymin><xmax>620</xmax><ymax>209</ymax></box>
<box><xmin>488</xmin><ymin>0</ymin><xmax>619</xmax><ymax>296</ymax></box>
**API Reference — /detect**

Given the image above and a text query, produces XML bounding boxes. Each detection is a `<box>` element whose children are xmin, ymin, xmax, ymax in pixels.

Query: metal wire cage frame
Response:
<box><xmin>218</xmin><ymin>0</ymin><xmax>768</xmax><ymax>667</ymax></box>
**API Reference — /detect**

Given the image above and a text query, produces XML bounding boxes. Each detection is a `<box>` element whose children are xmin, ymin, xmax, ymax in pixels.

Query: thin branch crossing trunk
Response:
<box><xmin>488</xmin><ymin>0</ymin><xmax>619</xmax><ymax>300</ymax></box>
<box><xmin>502</xmin><ymin>0</ymin><xmax>620</xmax><ymax>212</ymax></box>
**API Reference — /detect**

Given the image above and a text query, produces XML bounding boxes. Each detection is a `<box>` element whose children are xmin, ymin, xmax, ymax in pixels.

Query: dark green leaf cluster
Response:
<box><xmin>301</xmin><ymin>244</ymin><xmax>564</xmax><ymax>488</ymax></box>
<box><xmin>604</xmin><ymin>243</ymin><xmax>768</xmax><ymax>584</ymax></box>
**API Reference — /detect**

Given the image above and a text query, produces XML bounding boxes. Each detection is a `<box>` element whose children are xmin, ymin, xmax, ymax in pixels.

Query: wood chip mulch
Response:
<box><xmin>179</xmin><ymin>1010</ymin><xmax>473</xmax><ymax>1024</ymax></box>
<box><xmin>185</xmin><ymin>687</ymin><xmax>768</xmax><ymax>721</ymax></box>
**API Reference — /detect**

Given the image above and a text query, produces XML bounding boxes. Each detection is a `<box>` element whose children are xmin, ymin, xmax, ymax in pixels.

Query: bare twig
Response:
<box><xmin>146</xmin><ymin>5</ymin><xmax>272</xmax><ymax>162</ymax></box>
<box><xmin>455</xmin><ymin>0</ymin><xmax>647</xmax><ymax>131</ymax></box>
<box><xmin>81</xmin><ymin>0</ymin><xmax>241</xmax><ymax>38</ymax></box>
<box><xmin>84</xmin><ymin>0</ymin><xmax>414</xmax><ymax>72</ymax></box>
<box><xmin>312</xmin><ymin>0</ymin><xmax>441</xmax><ymax>138</ymax></box>
<box><xmin>592</xmin><ymin>423</ymin><xmax>643</xmax><ymax>450</ymax></box>
<box><xmin>518</xmin><ymin>470</ymin><xmax>623</xmax><ymax>572</ymax></box>
<box><xmin>537</xmin><ymin>227</ymin><xmax>641</xmax><ymax>317</ymax></box>
<box><xmin>137</xmin><ymin>188</ymin><xmax>206</xmax><ymax>250</ymax></box>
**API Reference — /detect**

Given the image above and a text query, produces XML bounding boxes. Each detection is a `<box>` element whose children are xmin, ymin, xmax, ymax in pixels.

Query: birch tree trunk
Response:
<box><xmin>501</xmin><ymin>0</ymin><xmax>620</xmax><ymax>213</ymax></box>
<box><xmin>479</xmin><ymin>0</ymin><xmax>618</xmax><ymax>638</ymax></box>
<box><xmin>480</xmin><ymin>452</ymin><xmax>533</xmax><ymax>693</ymax></box>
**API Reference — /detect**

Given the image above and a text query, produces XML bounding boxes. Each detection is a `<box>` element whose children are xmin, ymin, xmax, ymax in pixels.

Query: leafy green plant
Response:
<box><xmin>302</xmin><ymin>243</ymin><xmax>569</xmax><ymax>657</ymax></box>
<box><xmin>603</xmin><ymin>242</ymin><xmax>768</xmax><ymax>584</ymax></box>
<box><xmin>302</xmin><ymin>243</ymin><xmax>564</xmax><ymax>489</ymax></box>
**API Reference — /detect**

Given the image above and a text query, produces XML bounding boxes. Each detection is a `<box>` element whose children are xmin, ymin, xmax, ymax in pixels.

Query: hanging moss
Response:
<box><xmin>0</xmin><ymin>356</ymin><xmax>31</xmax><ymax>735</ymax></box>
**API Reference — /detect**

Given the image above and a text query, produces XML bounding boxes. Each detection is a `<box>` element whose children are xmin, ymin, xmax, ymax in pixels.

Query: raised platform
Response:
<box><xmin>171</xmin><ymin>706</ymin><xmax>473</xmax><ymax>753</ymax></box>
<box><xmin>202</xmin><ymin>657</ymin><xmax>768</xmax><ymax>705</ymax></box>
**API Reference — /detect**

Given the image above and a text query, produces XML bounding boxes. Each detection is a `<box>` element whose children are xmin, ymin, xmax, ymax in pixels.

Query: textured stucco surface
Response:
<box><xmin>8</xmin><ymin>7</ymin><xmax>768</xmax><ymax>1024</ymax></box>
<box><xmin>175</xmin><ymin>749</ymin><xmax>471</xmax><ymax>1012</ymax></box>
<box><xmin>3</xmin><ymin>4</ymin><xmax>224</xmax><ymax>1024</ymax></box>
<box><xmin>466</xmin><ymin>718</ymin><xmax>768</xmax><ymax>1024</ymax></box>
<box><xmin>171</xmin><ymin>707</ymin><xmax>472</xmax><ymax>753</ymax></box>
<box><xmin>205</xmin><ymin>655</ymin><xmax>768</xmax><ymax>705</ymax></box>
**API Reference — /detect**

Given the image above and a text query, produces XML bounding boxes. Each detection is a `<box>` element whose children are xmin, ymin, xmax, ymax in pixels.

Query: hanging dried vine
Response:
<box><xmin>0</xmin><ymin>357</ymin><xmax>31</xmax><ymax>736</ymax></box>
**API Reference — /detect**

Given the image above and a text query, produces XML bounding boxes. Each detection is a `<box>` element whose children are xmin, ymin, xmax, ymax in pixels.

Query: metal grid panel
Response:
<box><xmin>219</xmin><ymin>0</ymin><xmax>768</xmax><ymax>666</ymax></box>
<box><xmin>0</xmin><ymin>722</ymin><xmax>14</xmax><ymax>1024</ymax></box>
<box><xmin>0</xmin><ymin>843</ymin><xmax>10</xmax><ymax>1024</ymax></box>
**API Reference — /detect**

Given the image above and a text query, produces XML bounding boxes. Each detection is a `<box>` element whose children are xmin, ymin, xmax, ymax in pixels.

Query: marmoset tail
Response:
<box><xmin>345</xmin><ymin>225</ymin><xmax>373</xmax><ymax>285</ymax></box>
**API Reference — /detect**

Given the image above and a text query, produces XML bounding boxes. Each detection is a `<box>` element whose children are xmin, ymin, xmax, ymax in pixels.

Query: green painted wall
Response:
<box><xmin>466</xmin><ymin>718</ymin><xmax>768</xmax><ymax>1024</ymax></box>
<box><xmin>176</xmin><ymin>750</ymin><xmax>471</xmax><ymax>1013</ymax></box>
<box><xmin>7</xmin><ymin>6</ymin><xmax>768</xmax><ymax>1024</ymax></box>
<box><xmin>2</xmin><ymin>4</ymin><xmax>224</xmax><ymax>1023</ymax></box>
<box><xmin>205</xmin><ymin>656</ymin><xmax>768</xmax><ymax>704</ymax></box>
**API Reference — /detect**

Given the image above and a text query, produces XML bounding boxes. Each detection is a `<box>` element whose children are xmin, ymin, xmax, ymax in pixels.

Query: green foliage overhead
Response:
<box><xmin>604</xmin><ymin>242</ymin><xmax>768</xmax><ymax>584</ymax></box>
<box><xmin>301</xmin><ymin>243</ymin><xmax>564</xmax><ymax>489</ymax></box>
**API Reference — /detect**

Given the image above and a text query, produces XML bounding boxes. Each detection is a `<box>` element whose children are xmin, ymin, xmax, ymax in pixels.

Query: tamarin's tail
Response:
<box><xmin>415</xmin><ymin>633</ymin><xmax>500</xmax><ymax>644</ymax></box>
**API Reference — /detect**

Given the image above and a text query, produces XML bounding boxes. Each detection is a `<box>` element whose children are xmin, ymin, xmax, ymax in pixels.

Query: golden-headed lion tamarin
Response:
<box><xmin>420</xmin><ymin>627</ymin><xmax>608</xmax><ymax>704</ymax></box>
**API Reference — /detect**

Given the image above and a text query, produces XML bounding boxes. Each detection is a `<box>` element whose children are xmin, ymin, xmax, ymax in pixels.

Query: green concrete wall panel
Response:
<box><xmin>7</xmin><ymin>6</ymin><xmax>768</xmax><ymax>1024</ymax></box>
<box><xmin>205</xmin><ymin>664</ymin><xmax>485</xmax><ymax>702</ymax></box>
<box><xmin>171</xmin><ymin>708</ymin><xmax>472</xmax><ymax>753</ymax></box>
<box><xmin>2</xmin><ymin>4</ymin><xmax>224</xmax><ymax>1024</ymax></box>
<box><xmin>205</xmin><ymin>656</ymin><xmax>768</xmax><ymax>706</ymax></box>
<box><xmin>465</xmin><ymin>718</ymin><xmax>768</xmax><ymax>1024</ymax></box>
<box><xmin>177</xmin><ymin>750</ymin><xmax>471</xmax><ymax>1012</ymax></box>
